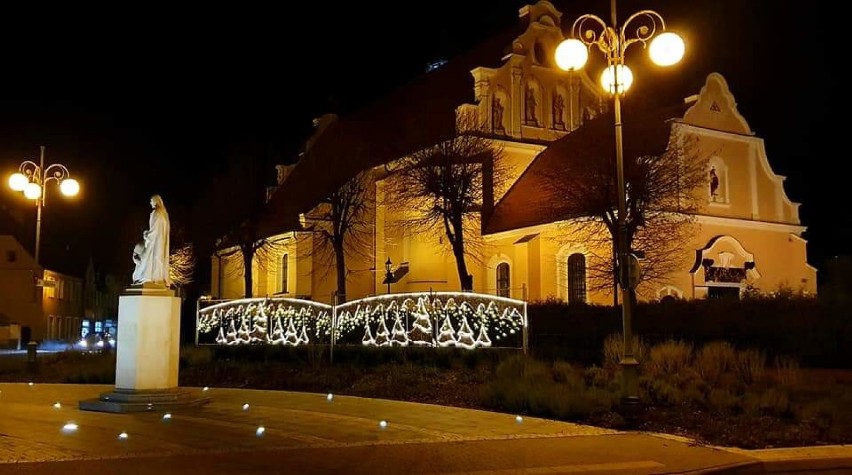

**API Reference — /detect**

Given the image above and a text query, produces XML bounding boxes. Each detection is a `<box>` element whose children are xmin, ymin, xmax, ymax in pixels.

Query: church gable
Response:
<box><xmin>683</xmin><ymin>72</ymin><xmax>752</xmax><ymax>135</ymax></box>
<box><xmin>469</xmin><ymin>1</ymin><xmax>604</xmax><ymax>142</ymax></box>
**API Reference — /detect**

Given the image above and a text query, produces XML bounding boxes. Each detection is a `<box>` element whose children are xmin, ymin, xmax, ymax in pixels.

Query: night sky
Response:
<box><xmin>0</xmin><ymin>0</ymin><xmax>844</xmax><ymax>288</ymax></box>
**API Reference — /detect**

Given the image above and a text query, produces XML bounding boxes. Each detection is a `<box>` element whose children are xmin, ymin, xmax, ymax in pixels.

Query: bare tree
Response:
<box><xmin>169</xmin><ymin>243</ymin><xmax>196</xmax><ymax>288</ymax></box>
<box><xmin>198</xmin><ymin>140</ymin><xmax>282</xmax><ymax>298</ymax></box>
<box><xmin>384</xmin><ymin>113</ymin><xmax>505</xmax><ymax>291</ymax></box>
<box><xmin>545</xmin><ymin>127</ymin><xmax>707</xmax><ymax>300</ymax></box>
<box><xmin>302</xmin><ymin>170</ymin><xmax>373</xmax><ymax>303</ymax></box>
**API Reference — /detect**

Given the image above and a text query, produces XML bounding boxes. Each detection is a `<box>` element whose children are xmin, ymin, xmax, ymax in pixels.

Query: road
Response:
<box><xmin>0</xmin><ymin>383</ymin><xmax>849</xmax><ymax>474</ymax></box>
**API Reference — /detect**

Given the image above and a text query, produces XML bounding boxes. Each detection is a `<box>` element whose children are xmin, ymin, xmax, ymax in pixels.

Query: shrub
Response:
<box><xmin>744</xmin><ymin>388</ymin><xmax>791</xmax><ymax>417</ymax></box>
<box><xmin>641</xmin><ymin>377</ymin><xmax>684</xmax><ymax>406</ymax></box>
<box><xmin>528</xmin><ymin>296</ymin><xmax>851</xmax><ymax>368</ymax></box>
<box><xmin>552</xmin><ymin>361</ymin><xmax>583</xmax><ymax>388</ymax></box>
<box><xmin>481</xmin><ymin>356</ymin><xmax>618</xmax><ymax>420</ymax></box>
<box><xmin>799</xmin><ymin>400</ymin><xmax>838</xmax><ymax>432</ymax></box>
<box><xmin>735</xmin><ymin>348</ymin><xmax>766</xmax><ymax>385</ymax></box>
<box><xmin>583</xmin><ymin>365</ymin><xmax>610</xmax><ymax>389</ymax></box>
<box><xmin>707</xmin><ymin>388</ymin><xmax>740</xmax><ymax>414</ymax></box>
<box><xmin>644</xmin><ymin>340</ymin><xmax>692</xmax><ymax>380</ymax></box>
<box><xmin>773</xmin><ymin>355</ymin><xmax>801</xmax><ymax>388</ymax></box>
<box><xmin>694</xmin><ymin>341</ymin><xmax>736</xmax><ymax>385</ymax></box>
<box><xmin>602</xmin><ymin>333</ymin><xmax>648</xmax><ymax>369</ymax></box>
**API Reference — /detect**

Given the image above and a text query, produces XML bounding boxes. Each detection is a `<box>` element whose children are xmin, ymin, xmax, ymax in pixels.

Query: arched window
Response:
<box><xmin>280</xmin><ymin>254</ymin><xmax>289</xmax><ymax>294</ymax></box>
<box><xmin>567</xmin><ymin>253</ymin><xmax>586</xmax><ymax>303</ymax></box>
<box><xmin>496</xmin><ymin>262</ymin><xmax>510</xmax><ymax>298</ymax></box>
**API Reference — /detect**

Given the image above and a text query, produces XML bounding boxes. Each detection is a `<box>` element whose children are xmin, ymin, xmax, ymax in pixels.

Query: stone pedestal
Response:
<box><xmin>79</xmin><ymin>284</ymin><xmax>210</xmax><ymax>413</ymax></box>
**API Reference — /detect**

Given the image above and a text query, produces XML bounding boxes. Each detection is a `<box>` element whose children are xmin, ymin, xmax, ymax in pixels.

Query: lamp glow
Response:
<box><xmin>555</xmin><ymin>38</ymin><xmax>588</xmax><ymax>71</ymax></box>
<box><xmin>118</xmin><ymin>432</ymin><xmax>129</xmax><ymax>440</ymax></box>
<box><xmin>162</xmin><ymin>413</ymin><xmax>172</xmax><ymax>420</ymax></box>
<box><xmin>600</xmin><ymin>64</ymin><xmax>634</xmax><ymax>94</ymax></box>
<box><xmin>59</xmin><ymin>178</ymin><xmax>80</xmax><ymax>196</ymax></box>
<box><xmin>515</xmin><ymin>415</ymin><xmax>524</xmax><ymax>424</ymax></box>
<box><xmin>256</xmin><ymin>426</ymin><xmax>265</xmax><ymax>437</ymax></box>
<box><xmin>649</xmin><ymin>32</ymin><xmax>685</xmax><ymax>66</ymax></box>
<box><xmin>242</xmin><ymin>403</ymin><xmax>250</xmax><ymax>411</ymax></box>
<box><xmin>62</xmin><ymin>422</ymin><xmax>78</xmax><ymax>432</ymax></box>
<box><xmin>379</xmin><ymin>420</ymin><xmax>388</xmax><ymax>429</ymax></box>
<box><xmin>8</xmin><ymin>173</ymin><xmax>28</xmax><ymax>191</ymax></box>
<box><xmin>53</xmin><ymin>402</ymin><xmax>61</xmax><ymax>409</ymax></box>
<box><xmin>203</xmin><ymin>386</ymin><xmax>209</xmax><ymax>392</ymax></box>
<box><xmin>326</xmin><ymin>393</ymin><xmax>334</xmax><ymax>402</ymax></box>
<box><xmin>23</xmin><ymin>182</ymin><xmax>41</xmax><ymax>200</ymax></box>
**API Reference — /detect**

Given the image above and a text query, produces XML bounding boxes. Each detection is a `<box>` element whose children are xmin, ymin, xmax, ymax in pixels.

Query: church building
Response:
<box><xmin>211</xmin><ymin>1</ymin><xmax>816</xmax><ymax>304</ymax></box>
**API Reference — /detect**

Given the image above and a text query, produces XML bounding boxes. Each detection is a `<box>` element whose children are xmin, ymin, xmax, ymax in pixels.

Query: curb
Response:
<box><xmin>694</xmin><ymin>445</ymin><xmax>852</xmax><ymax>474</ymax></box>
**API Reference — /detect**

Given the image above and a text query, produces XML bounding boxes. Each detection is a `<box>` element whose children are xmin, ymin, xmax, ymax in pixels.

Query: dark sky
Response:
<box><xmin>0</xmin><ymin>0</ymin><xmax>844</xmax><ymax>285</ymax></box>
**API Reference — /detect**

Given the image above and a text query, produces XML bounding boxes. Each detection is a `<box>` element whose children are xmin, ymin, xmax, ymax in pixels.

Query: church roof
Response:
<box><xmin>258</xmin><ymin>25</ymin><xmax>519</xmax><ymax>238</ymax></box>
<box><xmin>484</xmin><ymin>102</ymin><xmax>689</xmax><ymax>235</ymax></box>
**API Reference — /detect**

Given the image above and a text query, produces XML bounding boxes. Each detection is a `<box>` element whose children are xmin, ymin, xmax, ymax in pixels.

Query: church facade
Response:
<box><xmin>211</xmin><ymin>1</ymin><xmax>816</xmax><ymax>304</ymax></box>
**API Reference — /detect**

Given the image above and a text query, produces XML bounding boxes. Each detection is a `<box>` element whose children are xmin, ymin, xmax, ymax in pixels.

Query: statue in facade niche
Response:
<box><xmin>132</xmin><ymin>194</ymin><xmax>171</xmax><ymax>287</ymax></box>
<box><xmin>525</xmin><ymin>86</ymin><xmax>537</xmax><ymax>125</ymax></box>
<box><xmin>552</xmin><ymin>92</ymin><xmax>565</xmax><ymax>129</ymax></box>
<box><xmin>492</xmin><ymin>96</ymin><xmax>505</xmax><ymax>133</ymax></box>
<box><xmin>709</xmin><ymin>167</ymin><xmax>720</xmax><ymax>200</ymax></box>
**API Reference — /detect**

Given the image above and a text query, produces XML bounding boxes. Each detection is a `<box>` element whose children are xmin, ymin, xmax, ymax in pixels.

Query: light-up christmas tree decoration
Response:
<box><xmin>385</xmin><ymin>300</ymin><xmax>399</xmax><ymax>322</ymax></box>
<box><xmin>362</xmin><ymin>322</ymin><xmax>375</xmax><ymax>346</ymax></box>
<box><xmin>443</xmin><ymin>298</ymin><xmax>458</xmax><ymax>316</ymax></box>
<box><xmin>475</xmin><ymin>324</ymin><xmax>492</xmax><ymax>348</ymax></box>
<box><xmin>215</xmin><ymin>327</ymin><xmax>227</xmax><ymax>345</ymax></box>
<box><xmin>270</xmin><ymin>317</ymin><xmax>285</xmax><ymax>345</ymax></box>
<box><xmin>249</xmin><ymin>313</ymin><xmax>269</xmax><ymax>343</ymax></box>
<box><xmin>374</xmin><ymin>318</ymin><xmax>390</xmax><ymax>346</ymax></box>
<box><xmin>298</xmin><ymin>324</ymin><xmax>310</xmax><ymax>345</ymax></box>
<box><xmin>284</xmin><ymin>319</ymin><xmax>300</xmax><ymax>346</ymax></box>
<box><xmin>237</xmin><ymin>317</ymin><xmax>251</xmax><ymax>344</ymax></box>
<box><xmin>437</xmin><ymin>315</ymin><xmax>457</xmax><ymax>347</ymax></box>
<box><xmin>226</xmin><ymin>320</ymin><xmax>238</xmax><ymax>345</ymax></box>
<box><xmin>407</xmin><ymin>299</ymin><xmax>434</xmax><ymax>346</ymax></box>
<box><xmin>390</xmin><ymin>316</ymin><xmax>409</xmax><ymax>346</ymax></box>
<box><xmin>455</xmin><ymin>316</ymin><xmax>476</xmax><ymax>349</ymax></box>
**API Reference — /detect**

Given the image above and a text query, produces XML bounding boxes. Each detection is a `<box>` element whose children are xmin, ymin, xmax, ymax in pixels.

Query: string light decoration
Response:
<box><xmin>198</xmin><ymin>292</ymin><xmax>527</xmax><ymax>351</ymax></box>
<box><xmin>198</xmin><ymin>298</ymin><xmax>332</xmax><ymax>346</ymax></box>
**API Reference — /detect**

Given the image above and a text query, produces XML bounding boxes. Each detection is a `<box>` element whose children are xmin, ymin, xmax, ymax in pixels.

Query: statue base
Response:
<box><xmin>123</xmin><ymin>281</ymin><xmax>175</xmax><ymax>296</ymax></box>
<box><xmin>80</xmin><ymin>285</ymin><xmax>210</xmax><ymax>413</ymax></box>
<box><xmin>79</xmin><ymin>388</ymin><xmax>210</xmax><ymax>413</ymax></box>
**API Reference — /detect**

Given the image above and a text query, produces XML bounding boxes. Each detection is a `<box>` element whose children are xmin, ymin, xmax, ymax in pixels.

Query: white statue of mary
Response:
<box><xmin>132</xmin><ymin>194</ymin><xmax>171</xmax><ymax>287</ymax></box>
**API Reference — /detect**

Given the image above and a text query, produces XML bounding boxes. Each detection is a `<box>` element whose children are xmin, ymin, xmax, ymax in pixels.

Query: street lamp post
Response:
<box><xmin>554</xmin><ymin>0</ymin><xmax>684</xmax><ymax>407</ymax></box>
<box><xmin>7</xmin><ymin>146</ymin><xmax>80</xmax><ymax>266</ymax></box>
<box><xmin>384</xmin><ymin>257</ymin><xmax>394</xmax><ymax>294</ymax></box>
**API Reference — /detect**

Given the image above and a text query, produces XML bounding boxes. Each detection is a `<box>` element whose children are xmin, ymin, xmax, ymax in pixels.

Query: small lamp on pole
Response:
<box><xmin>384</xmin><ymin>257</ymin><xmax>394</xmax><ymax>294</ymax></box>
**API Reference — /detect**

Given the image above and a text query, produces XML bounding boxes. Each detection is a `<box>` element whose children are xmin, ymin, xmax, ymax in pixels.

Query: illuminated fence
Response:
<box><xmin>196</xmin><ymin>292</ymin><xmax>528</xmax><ymax>352</ymax></box>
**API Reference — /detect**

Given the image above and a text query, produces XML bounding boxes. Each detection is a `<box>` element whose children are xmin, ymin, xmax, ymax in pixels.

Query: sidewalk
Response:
<box><xmin>0</xmin><ymin>383</ymin><xmax>849</xmax><ymax>474</ymax></box>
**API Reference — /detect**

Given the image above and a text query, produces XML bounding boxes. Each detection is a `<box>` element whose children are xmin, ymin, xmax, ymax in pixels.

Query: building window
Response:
<box><xmin>496</xmin><ymin>262</ymin><xmax>510</xmax><ymax>298</ymax></box>
<box><xmin>45</xmin><ymin>277</ymin><xmax>56</xmax><ymax>299</ymax></box>
<box><xmin>280</xmin><ymin>254</ymin><xmax>289</xmax><ymax>294</ymax></box>
<box><xmin>567</xmin><ymin>253</ymin><xmax>586</xmax><ymax>303</ymax></box>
